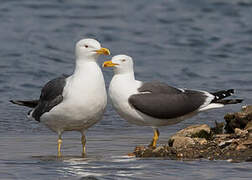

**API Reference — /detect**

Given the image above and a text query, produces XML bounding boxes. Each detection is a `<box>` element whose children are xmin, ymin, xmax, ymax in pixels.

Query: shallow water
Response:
<box><xmin>1</xmin><ymin>0</ymin><xmax>252</xmax><ymax>179</ymax></box>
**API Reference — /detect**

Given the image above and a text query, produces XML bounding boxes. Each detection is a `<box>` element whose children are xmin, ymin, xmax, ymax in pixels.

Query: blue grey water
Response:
<box><xmin>0</xmin><ymin>0</ymin><xmax>252</xmax><ymax>179</ymax></box>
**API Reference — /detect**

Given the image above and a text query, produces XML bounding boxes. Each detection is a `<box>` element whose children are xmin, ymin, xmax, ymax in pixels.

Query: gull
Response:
<box><xmin>103</xmin><ymin>54</ymin><xmax>243</xmax><ymax>148</ymax></box>
<box><xmin>10</xmin><ymin>38</ymin><xmax>110</xmax><ymax>157</ymax></box>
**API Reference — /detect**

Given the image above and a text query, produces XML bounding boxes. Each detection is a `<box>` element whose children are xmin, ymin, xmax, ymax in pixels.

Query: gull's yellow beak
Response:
<box><xmin>102</xmin><ymin>60</ymin><xmax>118</xmax><ymax>67</ymax></box>
<box><xmin>95</xmin><ymin>48</ymin><xmax>110</xmax><ymax>55</ymax></box>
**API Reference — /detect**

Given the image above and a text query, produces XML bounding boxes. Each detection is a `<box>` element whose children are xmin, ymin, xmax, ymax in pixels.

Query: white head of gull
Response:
<box><xmin>10</xmin><ymin>38</ymin><xmax>110</xmax><ymax>157</ymax></box>
<box><xmin>75</xmin><ymin>38</ymin><xmax>110</xmax><ymax>60</ymax></box>
<box><xmin>103</xmin><ymin>54</ymin><xmax>243</xmax><ymax>148</ymax></box>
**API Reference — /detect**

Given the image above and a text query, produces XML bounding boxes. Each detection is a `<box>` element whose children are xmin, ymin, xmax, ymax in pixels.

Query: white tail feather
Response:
<box><xmin>199</xmin><ymin>103</ymin><xmax>224</xmax><ymax>112</ymax></box>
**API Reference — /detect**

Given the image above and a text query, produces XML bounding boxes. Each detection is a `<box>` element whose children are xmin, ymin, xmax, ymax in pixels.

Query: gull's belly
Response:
<box><xmin>109</xmin><ymin>83</ymin><xmax>146</xmax><ymax>126</ymax></box>
<box><xmin>41</xmin><ymin>87</ymin><xmax>107</xmax><ymax>132</ymax></box>
<box><xmin>112</xmin><ymin>97</ymin><xmax>193</xmax><ymax>127</ymax></box>
<box><xmin>117</xmin><ymin>102</ymin><xmax>147</xmax><ymax>126</ymax></box>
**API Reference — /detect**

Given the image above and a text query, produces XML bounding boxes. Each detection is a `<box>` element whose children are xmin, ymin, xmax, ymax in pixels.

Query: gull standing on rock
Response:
<box><xmin>10</xmin><ymin>38</ymin><xmax>110</xmax><ymax>157</ymax></box>
<box><xmin>103</xmin><ymin>55</ymin><xmax>243</xmax><ymax>148</ymax></box>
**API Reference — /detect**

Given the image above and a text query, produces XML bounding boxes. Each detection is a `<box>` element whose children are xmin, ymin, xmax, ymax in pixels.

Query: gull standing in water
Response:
<box><xmin>11</xmin><ymin>38</ymin><xmax>110</xmax><ymax>157</ymax></box>
<box><xmin>103</xmin><ymin>55</ymin><xmax>243</xmax><ymax>148</ymax></box>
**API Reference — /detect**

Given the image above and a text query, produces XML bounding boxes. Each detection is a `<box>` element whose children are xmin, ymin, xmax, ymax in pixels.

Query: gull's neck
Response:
<box><xmin>113</xmin><ymin>71</ymin><xmax>136</xmax><ymax>82</ymax></box>
<box><xmin>110</xmin><ymin>71</ymin><xmax>141</xmax><ymax>96</ymax></box>
<box><xmin>73</xmin><ymin>58</ymin><xmax>99</xmax><ymax>77</ymax></box>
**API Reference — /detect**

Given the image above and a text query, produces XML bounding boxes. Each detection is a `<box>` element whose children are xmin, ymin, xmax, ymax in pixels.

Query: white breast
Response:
<box><xmin>109</xmin><ymin>74</ymin><xmax>148</xmax><ymax>126</ymax></box>
<box><xmin>41</xmin><ymin>62</ymin><xmax>107</xmax><ymax>133</ymax></box>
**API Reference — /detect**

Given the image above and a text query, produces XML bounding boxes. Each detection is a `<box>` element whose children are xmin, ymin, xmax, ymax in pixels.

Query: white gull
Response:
<box><xmin>11</xmin><ymin>38</ymin><xmax>110</xmax><ymax>157</ymax></box>
<box><xmin>103</xmin><ymin>54</ymin><xmax>243</xmax><ymax>147</ymax></box>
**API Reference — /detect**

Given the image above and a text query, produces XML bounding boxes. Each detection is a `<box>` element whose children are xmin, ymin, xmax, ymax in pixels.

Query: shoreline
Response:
<box><xmin>131</xmin><ymin>105</ymin><xmax>252</xmax><ymax>162</ymax></box>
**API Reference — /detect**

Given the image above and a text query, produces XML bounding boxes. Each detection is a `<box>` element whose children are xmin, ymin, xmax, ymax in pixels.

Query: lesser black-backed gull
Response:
<box><xmin>10</xmin><ymin>38</ymin><xmax>110</xmax><ymax>157</ymax></box>
<box><xmin>103</xmin><ymin>55</ymin><xmax>243</xmax><ymax>147</ymax></box>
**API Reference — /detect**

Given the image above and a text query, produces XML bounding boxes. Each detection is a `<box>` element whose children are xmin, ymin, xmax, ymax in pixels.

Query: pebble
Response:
<box><xmin>236</xmin><ymin>144</ymin><xmax>247</xmax><ymax>151</ymax></box>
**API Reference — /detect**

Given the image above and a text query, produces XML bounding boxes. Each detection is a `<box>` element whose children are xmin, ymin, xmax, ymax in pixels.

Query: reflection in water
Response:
<box><xmin>59</xmin><ymin>156</ymin><xmax>145</xmax><ymax>178</ymax></box>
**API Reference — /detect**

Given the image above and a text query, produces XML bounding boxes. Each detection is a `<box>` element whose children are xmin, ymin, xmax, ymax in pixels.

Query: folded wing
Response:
<box><xmin>32</xmin><ymin>75</ymin><xmax>68</xmax><ymax>121</ymax></box>
<box><xmin>128</xmin><ymin>82</ymin><xmax>209</xmax><ymax>119</ymax></box>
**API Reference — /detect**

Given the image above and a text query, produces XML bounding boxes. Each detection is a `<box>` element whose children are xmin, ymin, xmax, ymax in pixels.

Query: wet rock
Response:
<box><xmin>169</xmin><ymin>124</ymin><xmax>212</xmax><ymax>148</ymax></box>
<box><xmin>246</xmin><ymin>121</ymin><xmax>252</xmax><ymax>138</ymax></box>
<box><xmin>214</xmin><ymin>134</ymin><xmax>231</xmax><ymax>140</ymax></box>
<box><xmin>234</xmin><ymin>128</ymin><xmax>248</xmax><ymax>137</ymax></box>
<box><xmin>218</xmin><ymin>139</ymin><xmax>233</xmax><ymax>149</ymax></box>
<box><xmin>242</xmin><ymin>105</ymin><xmax>252</xmax><ymax>113</ymax></box>
<box><xmin>152</xmin><ymin>146</ymin><xmax>164</xmax><ymax>153</ymax></box>
<box><xmin>171</xmin><ymin>124</ymin><xmax>211</xmax><ymax>138</ymax></box>
<box><xmin>245</xmin><ymin>121</ymin><xmax>252</xmax><ymax>132</ymax></box>
<box><xmin>171</xmin><ymin>136</ymin><xmax>195</xmax><ymax>149</ymax></box>
<box><xmin>191</xmin><ymin>129</ymin><xmax>213</xmax><ymax>140</ymax></box>
<box><xmin>214</xmin><ymin>134</ymin><xmax>231</xmax><ymax>139</ymax></box>
<box><xmin>224</xmin><ymin>105</ymin><xmax>252</xmax><ymax>133</ymax></box>
<box><xmin>194</xmin><ymin>138</ymin><xmax>208</xmax><ymax>145</ymax></box>
<box><xmin>131</xmin><ymin>105</ymin><xmax>252</xmax><ymax>162</ymax></box>
<box><xmin>236</xmin><ymin>144</ymin><xmax>247</xmax><ymax>151</ymax></box>
<box><xmin>210</xmin><ymin>121</ymin><xmax>224</xmax><ymax>134</ymax></box>
<box><xmin>134</xmin><ymin>145</ymin><xmax>177</xmax><ymax>158</ymax></box>
<box><xmin>242</xmin><ymin>138</ymin><xmax>252</xmax><ymax>147</ymax></box>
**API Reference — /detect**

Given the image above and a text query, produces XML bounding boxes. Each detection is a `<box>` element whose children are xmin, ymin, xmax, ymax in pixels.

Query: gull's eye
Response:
<box><xmin>121</xmin><ymin>59</ymin><xmax>126</xmax><ymax>62</ymax></box>
<box><xmin>84</xmin><ymin>45</ymin><xmax>88</xmax><ymax>48</ymax></box>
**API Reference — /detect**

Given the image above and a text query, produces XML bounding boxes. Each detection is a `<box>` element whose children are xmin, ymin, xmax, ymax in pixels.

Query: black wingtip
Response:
<box><xmin>10</xmin><ymin>100</ymin><xmax>18</xmax><ymax>104</ymax></box>
<box><xmin>212</xmin><ymin>89</ymin><xmax>237</xmax><ymax>102</ymax></box>
<box><xmin>9</xmin><ymin>99</ymin><xmax>39</xmax><ymax>108</ymax></box>
<box><xmin>236</xmin><ymin>99</ymin><xmax>244</xmax><ymax>103</ymax></box>
<box><xmin>227</xmin><ymin>89</ymin><xmax>235</xmax><ymax>94</ymax></box>
<box><xmin>215</xmin><ymin>99</ymin><xmax>244</xmax><ymax>105</ymax></box>
<box><xmin>9</xmin><ymin>100</ymin><xmax>25</xmax><ymax>106</ymax></box>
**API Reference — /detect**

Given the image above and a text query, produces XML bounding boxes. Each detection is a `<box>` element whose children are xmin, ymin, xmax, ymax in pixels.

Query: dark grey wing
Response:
<box><xmin>138</xmin><ymin>81</ymin><xmax>182</xmax><ymax>94</ymax></box>
<box><xmin>128</xmin><ymin>82</ymin><xmax>208</xmax><ymax>119</ymax></box>
<box><xmin>10</xmin><ymin>99</ymin><xmax>39</xmax><ymax>108</ymax></box>
<box><xmin>32</xmin><ymin>75</ymin><xmax>68</xmax><ymax>121</ymax></box>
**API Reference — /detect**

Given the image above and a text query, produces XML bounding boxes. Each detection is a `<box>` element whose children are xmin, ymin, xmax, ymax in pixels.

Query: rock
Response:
<box><xmin>225</xmin><ymin>105</ymin><xmax>252</xmax><ymax>133</ymax></box>
<box><xmin>152</xmin><ymin>146</ymin><xmax>164</xmax><ymax>153</ymax></box>
<box><xmin>133</xmin><ymin>145</ymin><xmax>178</xmax><ymax>158</ymax></box>
<box><xmin>211</xmin><ymin>121</ymin><xmax>224</xmax><ymax>134</ymax></box>
<box><xmin>246</xmin><ymin>121</ymin><xmax>252</xmax><ymax>138</ymax></box>
<box><xmin>236</xmin><ymin>144</ymin><xmax>247</xmax><ymax>151</ymax></box>
<box><xmin>177</xmin><ymin>153</ymin><xmax>183</xmax><ymax>158</ymax></box>
<box><xmin>245</xmin><ymin>157</ymin><xmax>252</xmax><ymax>162</ymax></box>
<box><xmin>191</xmin><ymin>130</ymin><xmax>213</xmax><ymax>140</ymax></box>
<box><xmin>242</xmin><ymin>105</ymin><xmax>252</xmax><ymax>113</ymax></box>
<box><xmin>194</xmin><ymin>138</ymin><xmax>208</xmax><ymax>145</ymax></box>
<box><xmin>135</xmin><ymin>145</ymin><xmax>145</xmax><ymax>152</ymax></box>
<box><xmin>131</xmin><ymin>106</ymin><xmax>252</xmax><ymax>162</ymax></box>
<box><xmin>171</xmin><ymin>124</ymin><xmax>211</xmax><ymax>138</ymax></box>
<box><xmin>171</xmin><ymin>136</ymin><xmax>195</xmax><ymax>149</ymax></box>
<box><xmin>214</xmin><ymin>134</ymin><xmax>231</xmax><ymax>139</ymax></box>
<box><xmin>224</xmin><ymin>113</ymin><xmax>235</xmax><ymax>121</ymax></box>
<box><xmin>242</xmin><ymin>138</ymin><xmax>252</xmax><ymax>146</ymax></box>
<box><xmin>169</xmin><ymin>124</ymin><xmax>211</xmax><ymax>148</ymax></box>
<box><xmin>127</xmin><ymin>152</ymin><xmax>135</xmax><ymax>157</ymax></box>
<box><xmin>245</xmin><ymin>121</ymin><xmax>252</xmax><ymax>132</ymax></box>
<box><xmin>218</xmin><ymin>139</ymin><xmax>233</xmax><ymax>149</ymax></box>
<box><xmin>234</xmin><ymin>128</ymin><xmax>248</xmax><ymax>137</ymax></box>
<box><xmin>249</xmin><ymin>133</ymin><xmax>252</xmax><ymax>138</ymax></box>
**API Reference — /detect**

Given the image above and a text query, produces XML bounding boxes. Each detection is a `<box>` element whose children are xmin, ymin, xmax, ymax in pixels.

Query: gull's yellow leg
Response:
<box><xmin>57</xmin><ymin>135</ymin><xmax>62</xmax><ymax>157</ymax></box>
<box><xmin>148</xmin><ymin>128</ymin><xmax>160</xmax><ymax>148</ymax></box>
<box><xmin>81</xmin><ymin>134</ymin><xmax>86</xmax><ymax>157</ymax></box>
